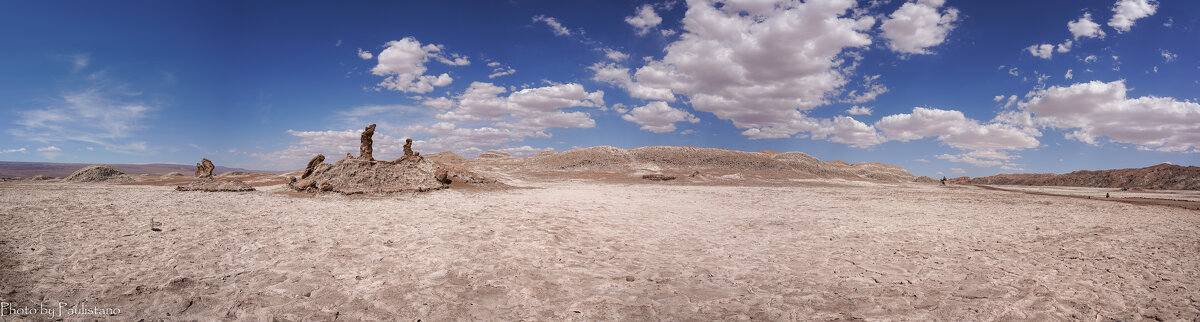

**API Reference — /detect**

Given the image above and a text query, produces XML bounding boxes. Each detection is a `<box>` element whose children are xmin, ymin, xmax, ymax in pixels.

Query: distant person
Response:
<box><xmin>941</xmin><ymin>176</ymin><xmax>947</xmax><ymax>185</ymax></box>
<box><xmin>1106</xmin><ymin>193</ymin><xmax>1110</xmax><ymax>198</ymax></box>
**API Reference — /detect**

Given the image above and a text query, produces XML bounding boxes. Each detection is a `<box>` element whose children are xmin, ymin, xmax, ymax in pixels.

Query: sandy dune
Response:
<box><xmin>1</xmin><ymin>180</ymin><xmax>1198</xmax><ymax>320</ymax></box>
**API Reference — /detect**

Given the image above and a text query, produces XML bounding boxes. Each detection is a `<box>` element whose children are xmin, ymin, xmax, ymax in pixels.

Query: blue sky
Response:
<box><xmin>1</xmin><ymin>0</ymin><xmax>1197</xmax><ymax>176</ymax></box>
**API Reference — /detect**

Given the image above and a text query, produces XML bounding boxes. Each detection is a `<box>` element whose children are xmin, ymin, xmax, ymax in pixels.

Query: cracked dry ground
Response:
<box><xmin>0</xmin><ymin>181</ymin><xmax>1197</xmax><ymax>320</ymax></box>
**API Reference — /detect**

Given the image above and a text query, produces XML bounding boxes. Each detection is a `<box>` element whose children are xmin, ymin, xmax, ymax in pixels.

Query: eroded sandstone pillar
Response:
<box><xmin>195</xmin><ymin>158</ymin><xmax>215</xmax><ymax>178</ymax></box>
<box><xmin>360</xmin><ymin>124</ymin><xmax>376</xmax><ymax>161</ymax></box>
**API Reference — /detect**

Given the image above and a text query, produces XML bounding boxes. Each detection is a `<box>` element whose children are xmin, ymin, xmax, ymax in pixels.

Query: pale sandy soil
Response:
<box><xmin>983</xmin><ymin>185</ymin><xmax>1200</xmax><ymax>202</ymax></box>
<box><xmin>1</xmin><ymin>180</ymin><xmax>1198</xmax><ymax>320</ymax></box>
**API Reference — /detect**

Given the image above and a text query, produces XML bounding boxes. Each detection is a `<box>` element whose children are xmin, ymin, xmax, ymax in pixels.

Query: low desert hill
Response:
<box><xmin>460</xmin><ymin>146</ymin><xmax>917</xmax><ymax>183</ymax></box>
<box><xmin>963</xmin><ymin>163</ymin><xmax>1200</xmax><ymax>190</ymax></box>
<box><xmin>0</xmin><ymin>161</ymin><xmax>275</xmax><ymax>179</ymax></box>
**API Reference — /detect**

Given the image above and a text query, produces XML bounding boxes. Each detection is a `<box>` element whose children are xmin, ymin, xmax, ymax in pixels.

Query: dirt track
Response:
<box><xmin>1</xmin><ymin>180</ymin><xmax>1198</xmax><ymax>320</ymax></box>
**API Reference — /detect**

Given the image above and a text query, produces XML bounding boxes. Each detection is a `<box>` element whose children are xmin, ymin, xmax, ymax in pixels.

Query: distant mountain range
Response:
<box><xmin>958</xmin><ymin>163</ymin><xmax>1200</xmax><ymax>190</ymax></box>
<box><xmin>0</xmin><ymin>161</ymin><xmax>280</xmax><ymax>178</ymax></box>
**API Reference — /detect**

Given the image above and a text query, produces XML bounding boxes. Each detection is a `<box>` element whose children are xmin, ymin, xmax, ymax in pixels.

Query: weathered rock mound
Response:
<box><xmin>177</xmin><ymin>159</ymin><xmax>256</xmax><ymax>192</ymax></box>
<box><xmin>524</xmin><ymin>146</ymin><xmax>633</xmax><ymax>171</ymax></box>
<box><xmin>822</xmin><ymin>161</ymin><xmax>916</xmax><ymax>182</ymax></box>
<box><xmin>913</xmin><ymin>176</ymin><xmax>939</xmax><ymax>183</ymax></box>
<box><xmin>630</xmin><ymin>146</ymin><xmax>794</xmax><ymax>172</ymax></box>
<box><xmin>965</xmin><ymin>163</ymin><xmax>1200</xmax><ymax>190</ymax></box>
<box><xmin>522</xmin><ymin>146</ymin><xmax>915</xmax><ymax>182</ymax></box>
<box><xmin>476</xmin><ymin>150</ymin><xmax>514</xmax><ymax>160</ymax></box>
<box><xmin>175</xmin><ymin>178</ymin><xmax>255</xmax><ymax>192</ymax></box>
<box><xmin>426</xmin><ymin>151</ymin><xmax>466</xmax><ymax>165</ymax></box>
<box><xmin>772</xmin><ymin>152</ymin><xmax>826</xmax><ymax>174</ymax></box>
<box><xmin>287</xmin><ymin>124</ymin><xmax>492</xmax><ymax>194</ymax></box>
<box><xmin>66</xmin><ymin>165</ymin><xmax>134</xmax><ymax>183</ymax></box>
<box><xmin>218</xmin><ymin>171</ymin><xmax>251</xmax><ymax>177</ymax></box>
<box><xmin>292</xmin><ymin>157</ymin><xmax>446</xmax><ymax>194</ymax></box>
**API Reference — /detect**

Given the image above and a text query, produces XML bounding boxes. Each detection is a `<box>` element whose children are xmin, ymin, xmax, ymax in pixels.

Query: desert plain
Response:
<box><xmin>2</xmin><ymin>160</ymin><xmax>1198</xmax><ymax>321</ymax></box>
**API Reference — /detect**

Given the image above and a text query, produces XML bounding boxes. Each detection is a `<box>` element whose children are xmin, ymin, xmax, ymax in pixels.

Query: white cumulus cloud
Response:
<box><xmin>1027</xmin><ymin>40</ymin><xmax>1072</xmax><ymax>59</ymax></box>
<box><xmin>1022</xmin><ymin>79</ymin><xmax>1200</xmax><ymax>152</ymax></box>
<box><xmin>847</xmin><ymin>106</ymin><xmax>873</xmax><ymax>115</ymax></box>
<box><xmin>880</xmin><ymin>0</ymin><xmax>960</xmax><ymax>55</ymax></box>
<box><xmin>1068</xmin><ymin>13</ymin><xmax>1106</xmax><ymax>39</ymax></box>
<box><xmin>604</xmin><ymin>48</ymin><xmax>629</xmax><ymax>61</ymax></box>
<box><xmin>1108</xmin><ymin>0</ymin><xmax>1158</xmax><ymax>33</ymax></box>
<box><xmin>356</xmin><ymin>48</ymin><xmax>373</xmax><ymax>60</ymax></box>
<box><xmin>589</xmin><ymin>62</ymin><xmax>676</xmax><ymax>101</ymax></box>
<box><xmin>632</xmin><ymin>0</ymin><xmax>876</xmax><ymax>138</ymax></box>
<box><xmin>875</xmin><ymin>107</ymin><xmax>1040</xmax><ymax>168</ymax></box>
<box><xmin>371</xmin><ymin>37</ymin><xmax>468</xmax><ymax>93</ymax></box>
<box><xmin>625</xmin><ymin>4</ymin><xmax>663</xmax><ymax>36</ymax></box>
<box><xmin>621</xmin><ymin>101</ymin><xmax>699</xmax><ymax>133</ymax></box>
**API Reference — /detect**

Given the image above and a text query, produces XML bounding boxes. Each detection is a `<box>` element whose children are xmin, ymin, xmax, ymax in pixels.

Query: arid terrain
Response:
<box><xmin>0</xmin><ymin>161</ymin><xmax>271</xmax><ymax>179</ymax></box>
<box><xmin>962</xmin><ymin>163</ymin><xmax>1200</xmax><ymax>190</ymax></box>
<box><xmin>1</xmin><ymin>148</ymin><xmax>1198</xmax><ymax>320</ymax></box>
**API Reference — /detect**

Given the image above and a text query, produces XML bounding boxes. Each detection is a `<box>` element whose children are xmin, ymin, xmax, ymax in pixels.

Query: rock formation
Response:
<box><xmin>65</xmin><ymin>165</ymin><xmax>134</xmax><ymax>183</ymax></box>
<box><xmin>302</xmin><ymin>154</ymin><xmax>325</xmax><ymax>179</ymax></box>
<box><xmin>359</xmin><ymin>124</ymin><xmax>376</xmax><ymax>161</ymax></box>
<box><xmin>177</xmin><ymin>159</ymin><xmax>255</xmax><ymax>192</ymax></box>
<box><xmin>288</xmin><ymin>124</ymin><xmax>494</xmax><ymax>194</ymax></box>
<box><xmin>642</xmin><ymin>174</ymin><xmax>676</xmax><ymax>181</ymax></box>
<box><xmin>195</xmin><ymin>158</ymin><xmax>215</xmax><ymax>178</ymax></box>
<box><xmin>392</xmin><ymin>138</ymin><xmax>421</xmax><ymax>163</ymax></box>
<box><xmin>961</xmin><ymin>163</ymin><xmax>1200</xmax><ymax>190</ymax></box>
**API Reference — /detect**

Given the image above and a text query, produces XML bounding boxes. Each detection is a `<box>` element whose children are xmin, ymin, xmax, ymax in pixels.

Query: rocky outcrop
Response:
<box><xmin>288</xmin><ymin>125</ymin><xmax>491</xmax><ymax>194</ymax></box>
<box><xmin>291</xmin><ymin>153</ymin><xmax>445</xmax><ymax>194</ymax></box>
<box><xmin>391</xmin><ymin>139</ymin><xmax>421</xmax><ymax>163</ymax></box>
<box><xmin>425</xmin><ymin>151</ymin><xmax>466</xmax><ymax>165</ymax></box>
<box><xmin>963</xmin><ymin>163</ymin><xmax>1200</xmax><ymax>190</ymax></box>
<box><xmin>195</xmin><ymin>159</ymin><xmax>215</xmax><ymax>178</ymax></box>
<box><xmin>642</xmin><ymin>174</ymin><xmax>676</xmax><ymax>181</ymax></box>
<box><xmin>359</xmin><ymin>124</ymin><xmax>376</xmax><ymax>161</ymax></box>
<box><xmin>28</xmin><ymin>174</ymin><xmax>56</xmax><ymax>181</ymax></box>
<box><xmin>178</xmin><ymin>159</ymin><xmax>255</xmax><ymax>192</ymax></box>
<box><xmin>302</xmin><ymin>154</ymin><xmax>325</xmax><ymax>179</ymax></box>
<box><xmin>522</xmin><ymin>146</ymin><xmax>916</xmax><ymax>183</ymax></box>
<box><xmin>218</xmin><ymin>171</ymin><xmax>250</xmax><ymax>177</ymax></box>
<box><xmin>476</xmin><ymin>150</ymin><xmax>513</xmax><ymax>160</ymax></box>
<box><xmin>66</xmin><ymin>165</ymin><xmax>134</xmax><ymax>183</ymax></box>
<box><xmin>913</xmin><ymin>176</ymin><xmax>939</xmax><ymax>183</ymax></box>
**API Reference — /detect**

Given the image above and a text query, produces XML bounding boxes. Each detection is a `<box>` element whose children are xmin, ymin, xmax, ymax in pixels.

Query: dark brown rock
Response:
<box><xmin>642</xmin><ymin>174</ymin><xmax>676</xmax><ymax>181</ymax></box>
<box><xmin>435</xmin><ymin>168</ymin><xmax>450</xmax><ymax>184</ymax></box>
<box><xmin>403</xmin><ymin>138</ymin><xmax>414</xmax><ymax>157</ymax></box>
<box><xmin>302</xmin><ymin>154</ymin><xmax>325</xmax><ymax>179</ymax></box>
<box><xmin>359</xmin><ymin>124</ymin><xmax>376</xmax><ymax>161</ymax></box>
<box><xmin>293</xmin><ymin>178</ymin><xmax>317</xmax><ymax>191</ymax></box>
<box><xmin>195</xmin><ymin>158</ymin><xmax>215</xmax><ymax>178</ymax></box>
